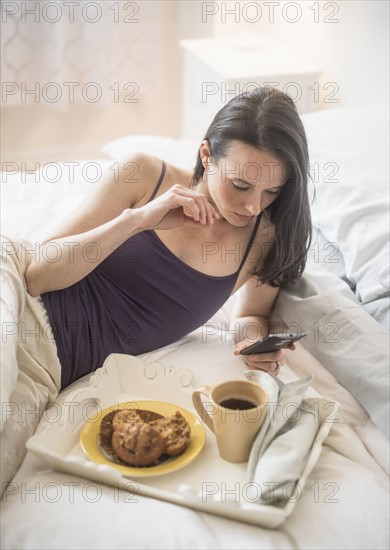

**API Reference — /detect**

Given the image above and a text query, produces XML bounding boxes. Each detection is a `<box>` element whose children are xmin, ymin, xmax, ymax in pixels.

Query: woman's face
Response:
<box><xmin>199</xmin><ymin>140</ymin><xmax>287</xmax><ymax>226</ymax></box>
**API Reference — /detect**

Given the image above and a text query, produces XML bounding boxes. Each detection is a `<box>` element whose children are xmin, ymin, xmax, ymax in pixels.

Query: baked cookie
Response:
<box><xmin>150</xmin><ymin>411</ymin><xmax>191</xmax><ymax>456</ymax></box>
<box><xmin>99</xmin><ymin>408</ymin><xmax>191</xmax><ymax>467</ymax></box>
<box><xmin>112</xmin><ymin>421</ymin><xmax>165</xmax><ymax>466</ymax></box>
<box><xmin>112</xmin><ymin>409</ymin><xmax>142</xmax><ymax>431</ymax></box>
<box><xmin>99</xmin><ymin>410</ymin><xmax>118</xmax><ymax>459</ymax></box>
<box><xmin>100</xmin><ymin>409</ymin><xmax>164</xmax><ymax>457</ymax></box>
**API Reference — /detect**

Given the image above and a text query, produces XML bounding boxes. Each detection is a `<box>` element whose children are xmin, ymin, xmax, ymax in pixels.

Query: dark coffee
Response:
<box><xmin>219</xmin><ymin>398</ymin><xmax>257</xmax><ymax>410</ymax></box>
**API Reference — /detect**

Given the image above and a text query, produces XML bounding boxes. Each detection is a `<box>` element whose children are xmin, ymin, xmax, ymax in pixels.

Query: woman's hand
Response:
<box><xmin>133</xmin><ymin>184</ymin><xmax>220</xmax><ymax>231</ymax></box>
<box><xmin>234</xmin><ymin>339</ymin><xmax>296</xmax><ymax>375</ymax></box>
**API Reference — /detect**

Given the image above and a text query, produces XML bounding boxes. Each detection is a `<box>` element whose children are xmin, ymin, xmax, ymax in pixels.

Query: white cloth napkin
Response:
<box><xmin>245</xmin><ymin>370</ymin><xmax>325</xmax><ymax>507</ymax></box>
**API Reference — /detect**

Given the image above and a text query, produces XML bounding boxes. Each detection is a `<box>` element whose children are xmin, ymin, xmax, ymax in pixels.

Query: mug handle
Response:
<box><xmin>192</xmin><ymin>386</ymin><xmax>215</xmax><ymax>433</ymax></box>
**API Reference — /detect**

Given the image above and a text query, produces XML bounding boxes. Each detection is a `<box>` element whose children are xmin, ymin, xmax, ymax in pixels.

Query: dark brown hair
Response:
<box><xmin>191</xmin><ymin>86</ymin><xmax>312</xmax><ymax>287</ymax></box>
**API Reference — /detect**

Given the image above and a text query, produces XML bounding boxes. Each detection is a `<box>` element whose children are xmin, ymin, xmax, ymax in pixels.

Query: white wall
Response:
<box><xmin>1</xmin><ymin>0</ymin><xmax>388</xmax><ymax>166</ymax></box>
<box><xmin>1</xmin><ymin>2</ymin><xmax>178</xmax><ymax>165</ymax></box>
<box><xmin>211</xmin><ymin>0</ymin><xmax>389</xmax><ymax>109</ymax></box>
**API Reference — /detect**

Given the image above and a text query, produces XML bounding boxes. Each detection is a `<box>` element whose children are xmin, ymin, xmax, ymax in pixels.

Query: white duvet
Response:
<box><xmin>0</xmin><ymin>325</ymin><xmax>389</xmax><ymax>550</ymax></box>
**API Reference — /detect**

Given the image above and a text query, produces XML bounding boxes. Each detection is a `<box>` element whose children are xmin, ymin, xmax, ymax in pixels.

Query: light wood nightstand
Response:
<box><xmin>180</xmin><ymin>35</ymin><xmax>322</xmax><ymax>141</ymax></box>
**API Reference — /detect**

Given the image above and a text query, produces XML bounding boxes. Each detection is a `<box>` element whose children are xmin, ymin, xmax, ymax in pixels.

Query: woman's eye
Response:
<box><xmin>267</xmin><ymin>189</ymin><xmax>281</xmax><ymax>196</ymax></box>
<box><xmin>232</xmin><ymin>181</ymin><xmax>250</xmax><ymax>192</ymax></box>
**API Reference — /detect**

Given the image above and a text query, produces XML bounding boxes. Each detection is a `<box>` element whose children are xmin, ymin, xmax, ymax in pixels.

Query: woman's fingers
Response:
<box><xmin>181</xmin><ymin>192</ymin><xmax>219</xmax><ymax>225</ymax></box>
<box><xmin>245</xmin><ymin>356</ymin><xmax>281</xmax><ymax>369</ymax></box>
<box><xmin>205</xmin><ymin>200</ymin><xmax>219</xmax><ymax>225</ymax></box>
<box><xmin>139</xmin><ymin>184</ymin><xmax>220</xmax><ymax>231</ymax></box>
<box><xmin>239</xmin><ymin>346</ymin><xmax>285</xmax><ymax>375</ymax></box>
<box><xmin>235</xmin><ymin>339</ymin><xmax>296</xmax><ymax>377</ymax></box>
<box><xmin>176</xmin><ymin>196</ymin><xmax>208</xmax><ymax>224</ymax></box>
<box><xmin>245</xmin><ymin>358</ymin><xmax>282</xmax><ymax>375</ymax></box>
<box><xmin>168</xmin><ymin>186</ymin><xmax>219</xmax><ymax>225</ymax></box>
<box><xmin>182</xmin><ymin>200</ymin><xmax>201</xmax><ymax>222</ymax></box>
<box><xmin>243</xmin><ymin>350</ymin><xmax>283</xmax><ymax>363</ymax></box>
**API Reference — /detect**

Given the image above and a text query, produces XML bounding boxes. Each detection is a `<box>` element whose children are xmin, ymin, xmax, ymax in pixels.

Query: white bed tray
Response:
<box><xmin>26</xmin><ymin>353</ymin><xmax>333</xmax><ymax>529</ymax></box>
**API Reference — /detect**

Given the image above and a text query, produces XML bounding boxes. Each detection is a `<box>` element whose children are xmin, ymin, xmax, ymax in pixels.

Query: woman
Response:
<box><xmin>1</xmin><ymin>86</ymin><xmax>311</xmax><ymax>486</ymax></box>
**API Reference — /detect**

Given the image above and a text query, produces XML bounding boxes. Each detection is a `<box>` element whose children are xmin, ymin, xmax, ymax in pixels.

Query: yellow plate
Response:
<box><xmin>80</xmin><ymin>400</ymin><xmax>206</xmax><ymax>477</ymax></box>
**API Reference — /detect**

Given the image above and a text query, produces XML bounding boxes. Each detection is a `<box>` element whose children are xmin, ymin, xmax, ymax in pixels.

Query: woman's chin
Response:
<box><xmin>231</xmin><ymin>212</ymin><xmax>256</xmax><ymax>225</ymax></box>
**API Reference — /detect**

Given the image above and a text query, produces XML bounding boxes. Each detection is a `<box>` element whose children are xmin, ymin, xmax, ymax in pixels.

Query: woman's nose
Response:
<box><xmin>244</xmin><ymin>196</ymin><xmax>262</xmax><ymax>216</ymax></box>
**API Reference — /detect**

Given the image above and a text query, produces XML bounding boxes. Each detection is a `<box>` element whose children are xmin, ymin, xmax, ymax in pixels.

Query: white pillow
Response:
<box><xmin>308</xmin><ymin>226</ymin><xmax>350</xmax><ymax>286</ymax></box>
<box><xmin>1</xmin><ymin>160</ymin><xmax>112</xmax><ymax>241</ymax></box>
<box><xmin>273</xmin><ymin>258</ymin><xmax>390</xmax><ymax>439</ymax></box>
<box><xmin>101</xmin><ymin>134</ymin><xmax>199</xmax><ymax>170</ymax></box>
<box><xmin>301</xmin><ymin>106</ymin><xmax>390</xmax><ymax>306</ymax></box>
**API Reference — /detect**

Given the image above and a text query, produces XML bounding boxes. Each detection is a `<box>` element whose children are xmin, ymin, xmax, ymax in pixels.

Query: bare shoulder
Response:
<box><xmin>117</xmin><ymin>151</ymin><xmax>194</xmax><ymax>207</ymax></box>
<box><xmin>133</xmin><ymin>157</ymin><xmax>194</xmax><ymax>206</ymax></box>
<box><xmin>114</xmin><ymin>151</ymin><xmax>166</xmax><ymax>206</ymax></box>
<box><xmin>41</xmin><ymin>151</ymin><xmax>184</xmax><ymax>241</ymax></box>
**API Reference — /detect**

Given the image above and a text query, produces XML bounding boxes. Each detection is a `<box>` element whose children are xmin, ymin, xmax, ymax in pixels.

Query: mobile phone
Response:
<box><xmin>239</xmin><ymin>332</ymin><xmax>307</xmax><ymax>355</ymax></box>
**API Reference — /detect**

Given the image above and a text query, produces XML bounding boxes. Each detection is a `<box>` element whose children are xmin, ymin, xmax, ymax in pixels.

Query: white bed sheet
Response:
<box><xmin>1</xmin><ymin>120</ymin><xmax>389</xmax><ymax>549</ymax></box>
<box><xmin>0</xmin><ymin>328</ymin><xmax>389</xmax><ymax>550</ymax></box>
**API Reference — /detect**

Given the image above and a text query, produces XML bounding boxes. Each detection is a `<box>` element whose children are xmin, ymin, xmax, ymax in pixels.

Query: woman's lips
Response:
<box><xmin>235</xmin><ymin>212</ymin><xmax>255</xmax><ymax>222</ymax></box>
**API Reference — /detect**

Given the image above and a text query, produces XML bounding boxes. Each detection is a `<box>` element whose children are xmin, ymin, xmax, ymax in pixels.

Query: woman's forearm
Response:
<box><xmin>229</xmin><ymin>315</ymin><xmax>271</xmax><ymax>344</ymax></box>
<box><xmin>25</xmin><ymin>208</ymin><xmax>142</xmax><ymax>297</ymax></box>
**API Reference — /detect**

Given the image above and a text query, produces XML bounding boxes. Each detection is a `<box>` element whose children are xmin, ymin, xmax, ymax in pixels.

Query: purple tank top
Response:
<box><xmin>41</xmin><ymin>161</ymin><xmax>261</xmax><ymax>389</ymax></box>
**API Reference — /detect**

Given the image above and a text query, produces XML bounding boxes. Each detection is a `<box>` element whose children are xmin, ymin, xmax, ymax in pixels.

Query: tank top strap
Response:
<box><xmin>147</xmin><ymin>160</ymin><xmax>167</xmax><ymax>203</ymax></box>
<box><xmin>237</xmin><ymin>213</ymin><xmax>262</xmax><ymax>273</ymax></box>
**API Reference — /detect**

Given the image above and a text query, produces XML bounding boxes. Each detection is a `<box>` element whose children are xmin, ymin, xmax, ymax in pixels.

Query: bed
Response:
<box><xmin>1</xmin><ymin>105</ymin><xmax>389</xmax><ymax>550</ymax></box>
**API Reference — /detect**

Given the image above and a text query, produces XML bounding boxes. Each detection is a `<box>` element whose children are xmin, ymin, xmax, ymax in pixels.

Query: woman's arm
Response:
<box><xmin>230</xmin><ymin>276</ymin><xmax>278</xmax><ymax>340</ymax></box>
<box><xmin>25</xmin><ymin>209</ymin><xmax>143</xmax><ymax>296</ymax></box>
<box><xmin>25</xmin><ymin>153</ymin><xmax>219</xmax><ymax>296</ymax></box>
<box><xmin>230</xmin><ymin>276</ymin><xmax>294</xmax><ymax>374</ymax></box>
